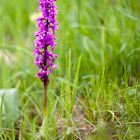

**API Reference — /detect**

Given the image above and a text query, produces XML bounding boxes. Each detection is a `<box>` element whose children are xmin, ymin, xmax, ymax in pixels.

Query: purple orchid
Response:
<box><xmin>34</xmin><ymin>0</ymin><xmax>58</xmax><ymax>83</ymax></box>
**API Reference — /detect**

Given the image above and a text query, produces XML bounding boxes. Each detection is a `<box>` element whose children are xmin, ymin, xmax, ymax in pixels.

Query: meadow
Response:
<box><xmin>0</xmin><ymin>0</ymin><xmax>140</xmax><ymax>139</ymax></box>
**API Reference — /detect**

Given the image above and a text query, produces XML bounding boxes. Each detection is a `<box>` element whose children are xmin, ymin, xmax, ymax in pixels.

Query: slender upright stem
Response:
<box><xmin>43</xmin><ymin>82</ymin><xmax>47</xmax><ymax>118</ymax></box>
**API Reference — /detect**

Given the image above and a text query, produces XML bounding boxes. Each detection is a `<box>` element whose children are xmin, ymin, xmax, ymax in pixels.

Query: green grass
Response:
<box><xmin>0</xmin><ymin>0</ymin><xmax>140</xmax><ymax>139</ymax></box>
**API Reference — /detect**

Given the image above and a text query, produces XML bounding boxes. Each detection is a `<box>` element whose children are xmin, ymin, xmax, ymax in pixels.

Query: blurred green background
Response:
<box><xmin>0</xmin><ymin>0</ymin><xmax>140</xmax><ymax>139</ymax></box>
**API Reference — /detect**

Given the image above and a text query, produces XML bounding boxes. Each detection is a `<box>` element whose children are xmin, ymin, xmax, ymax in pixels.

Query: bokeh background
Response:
<box><xmin>0</xmin><ymin>0</ymin><xmax>140</xmax><ymax>139</ymax></box>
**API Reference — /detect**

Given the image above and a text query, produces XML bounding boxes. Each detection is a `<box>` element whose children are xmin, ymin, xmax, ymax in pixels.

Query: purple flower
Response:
<box><xmin>34</xmin><ymin>0</ymin><xmax>58</xmax><ymax>83</ymax></box>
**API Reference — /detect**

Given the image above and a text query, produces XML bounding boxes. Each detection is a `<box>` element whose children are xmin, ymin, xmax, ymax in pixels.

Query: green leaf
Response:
<box><xmin>0</xmin><ymin>89</ymin><xmax>19</xmax><ymax>128</ymax></box>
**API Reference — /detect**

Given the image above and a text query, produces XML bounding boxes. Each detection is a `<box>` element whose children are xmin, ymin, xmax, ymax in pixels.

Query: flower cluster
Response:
<box><xmin>34</xmin><ymin>0</ymin><xmax>58</xmax><ymax>83</ymax></box>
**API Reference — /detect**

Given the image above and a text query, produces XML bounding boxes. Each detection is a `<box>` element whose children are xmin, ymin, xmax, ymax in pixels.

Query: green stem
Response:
<box><xmin>43</xmin><ymin>82</ymin><xmax>47</xmax><ymax>118</ymax></box>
